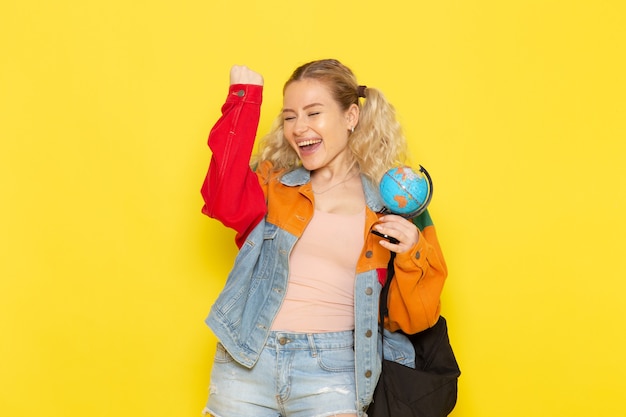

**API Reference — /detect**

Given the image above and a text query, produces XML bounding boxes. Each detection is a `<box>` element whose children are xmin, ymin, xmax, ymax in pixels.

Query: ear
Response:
<box><xmin>346</xmin><ymin>103</ymin><xmax>360</xmax><ymax>128</ymax></box>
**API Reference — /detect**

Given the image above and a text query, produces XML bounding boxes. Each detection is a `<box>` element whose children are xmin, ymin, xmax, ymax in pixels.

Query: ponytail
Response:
<box><xmin>350</xmin><ymin>87</ymin><xmax>407</xmax><ymax>185</ymax></box>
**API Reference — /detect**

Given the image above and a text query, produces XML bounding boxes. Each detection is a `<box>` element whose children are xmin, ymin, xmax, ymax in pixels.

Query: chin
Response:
<box><xmin>299</xmin><ymin>159</ymin><xmax>320</xmax><ymax>171</ymax></box>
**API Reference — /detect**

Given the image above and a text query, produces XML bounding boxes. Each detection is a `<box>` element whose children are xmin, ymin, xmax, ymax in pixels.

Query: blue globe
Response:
<box><xmin>379</xmin><ymin>166</ymin><xmax>432</xmax><ymax>217</ymax></box>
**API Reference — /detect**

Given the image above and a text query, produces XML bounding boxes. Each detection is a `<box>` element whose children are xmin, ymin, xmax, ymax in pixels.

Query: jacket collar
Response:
<box><xmin>281</xmin><ymin>167</ymin><xmax>386</xmax><ymax>213</ymax></box>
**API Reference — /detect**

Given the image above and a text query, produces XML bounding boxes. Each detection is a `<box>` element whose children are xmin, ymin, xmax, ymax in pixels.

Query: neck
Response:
<box><xmin>311</xmin><ymin>166</ymin><xmax>360</xmax><ymax>194</ymax></box>
<box><xmin>312</xmin><ymin>162</ymin><xmax>358</xmax><ymax>181</ymax></box>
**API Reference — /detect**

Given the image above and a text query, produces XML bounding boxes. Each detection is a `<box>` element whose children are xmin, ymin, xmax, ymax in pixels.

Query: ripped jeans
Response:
<box><xmin>203</xmin><ymin>330</ymin><xmax>358</xmax><ymax>417</ymax></box>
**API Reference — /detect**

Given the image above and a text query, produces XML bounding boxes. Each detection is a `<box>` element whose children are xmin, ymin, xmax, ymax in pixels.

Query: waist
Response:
<box><xmin>265</xmin><ymin>330</ymin><xmax>354</xmax><ymax>350</ymax></box>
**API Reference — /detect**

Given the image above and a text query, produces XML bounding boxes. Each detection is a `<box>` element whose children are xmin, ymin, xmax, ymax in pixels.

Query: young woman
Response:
<box><xmin>200</xmin><ymin>59</ymin><xmax>447</xmax><ymax>417</ymax></box>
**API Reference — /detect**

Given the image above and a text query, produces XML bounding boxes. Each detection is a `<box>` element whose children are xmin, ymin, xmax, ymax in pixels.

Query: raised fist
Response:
<box><xmin>229</xmin><ymin>65</ymin><xmax>264</xmax><ymax>86</ymax></box>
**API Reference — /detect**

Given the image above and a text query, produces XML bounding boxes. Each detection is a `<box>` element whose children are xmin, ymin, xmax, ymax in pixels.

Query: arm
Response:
<box><xmin>200</xmin><ymin>66</ymin><xmax>267</xmax><ymax>248</ymax></box>
<box><xmin>377</xmin><ymin>211</ymin><xmax>448</xmax><ymax>333</ymax></box>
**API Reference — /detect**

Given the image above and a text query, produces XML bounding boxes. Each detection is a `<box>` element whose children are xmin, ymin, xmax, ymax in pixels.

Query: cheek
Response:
<box><xmin>287</xmin><ymin>141</ymin><xmax>299</xmax><ymax>153</ymax></box>
<box><xmin>283</xmin><ymin>133</ymin><xmax>299</xmax><ymax>153</ymax></box>
<box><xmin>281</xmin><ymin>125</ymin><xmax>293</xmax><ymax>143</ymax></box>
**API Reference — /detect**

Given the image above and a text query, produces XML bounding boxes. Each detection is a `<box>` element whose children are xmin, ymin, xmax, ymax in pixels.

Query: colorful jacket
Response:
<box><xmin>200</xmin><ymin>83</ymin><xmax>448</xmax><ymax>413</ymax></box>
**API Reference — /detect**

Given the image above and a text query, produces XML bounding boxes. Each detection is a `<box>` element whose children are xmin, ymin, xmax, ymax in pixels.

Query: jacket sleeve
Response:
<box><xmin>200</xmin><ymin>84</ymin><xmax>267</xmax><ymax>248</ymax></box>
<box><xmin>385</xmin><ymin>210</ymin><xmax>448</xmax><ymax>334</ymax></box>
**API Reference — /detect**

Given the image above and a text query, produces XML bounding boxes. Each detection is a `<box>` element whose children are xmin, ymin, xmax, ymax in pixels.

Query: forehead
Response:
<box><xmin>283</xmin><ymin>79</ymin><xmax>335</xmax><ymax>109</ymax></box>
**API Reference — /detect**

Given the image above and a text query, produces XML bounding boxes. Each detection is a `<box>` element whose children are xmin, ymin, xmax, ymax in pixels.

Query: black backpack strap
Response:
<box><xmin>378</xmin><ymin>251</ymin><xmax>396</xmax><ymax>360</ymax></box>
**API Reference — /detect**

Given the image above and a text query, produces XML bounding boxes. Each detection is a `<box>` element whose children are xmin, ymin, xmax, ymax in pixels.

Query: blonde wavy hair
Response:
<box><xmin>252</xmin><ymin>59</ymin><xmax>408</xmax><ymax>185</ymax></box>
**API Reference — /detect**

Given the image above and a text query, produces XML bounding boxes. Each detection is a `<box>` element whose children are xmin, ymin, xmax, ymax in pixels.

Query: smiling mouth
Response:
<box><xmin>297</xmin><ymin>139</ymin><xmax>322</xmax><ymax>148</ymax></box>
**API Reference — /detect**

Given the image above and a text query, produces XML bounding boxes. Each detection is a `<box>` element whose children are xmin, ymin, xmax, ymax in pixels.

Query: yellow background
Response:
<box><xmin>2</xmin><ymin>1</ymin><xmax>625</xmax><ymax>416</ymax></box>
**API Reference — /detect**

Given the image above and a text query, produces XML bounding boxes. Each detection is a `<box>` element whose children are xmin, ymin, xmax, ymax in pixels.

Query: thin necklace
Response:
<box><xmin>312</xmin><ymin>171</ymin><xmax>360</xmax><ymax>194</ymax></box>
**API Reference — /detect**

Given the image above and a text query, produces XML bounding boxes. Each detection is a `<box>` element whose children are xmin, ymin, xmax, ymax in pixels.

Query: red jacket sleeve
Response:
<box><xmin>200</xmin><ymin>84</ymin><xmax>267</xmax><ymax>248</ymax></box>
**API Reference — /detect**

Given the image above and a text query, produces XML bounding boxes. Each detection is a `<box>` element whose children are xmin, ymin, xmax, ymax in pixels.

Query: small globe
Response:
<box><xmin>379</xmin><ymin>166</ymin><xmax>432</xmax><ymax>217</ymax></box>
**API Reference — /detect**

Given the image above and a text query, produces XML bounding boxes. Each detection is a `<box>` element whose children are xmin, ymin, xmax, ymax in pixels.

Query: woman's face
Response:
<box><xmin>282</xmin><ymin>79</ymin><xmax>358</xmax><ymax>172</ymax></box>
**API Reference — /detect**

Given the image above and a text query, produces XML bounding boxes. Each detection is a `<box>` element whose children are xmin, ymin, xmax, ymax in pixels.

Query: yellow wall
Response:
<box><xmin>2</xmin><ymin>1</ymin><xmax>625</xmax><ymax>416</ymax></box>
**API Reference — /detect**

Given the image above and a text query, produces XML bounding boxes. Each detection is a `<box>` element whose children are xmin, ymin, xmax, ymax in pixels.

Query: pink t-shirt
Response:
<box><xmin>271</xmin><ymin>208</ymin><xmax>365</xmax><ymax>332</ymax></box>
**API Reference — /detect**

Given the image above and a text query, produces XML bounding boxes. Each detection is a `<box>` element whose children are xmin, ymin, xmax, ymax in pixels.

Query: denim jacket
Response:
<box><xmin>201</xmin><ymin>84</ymin><xmax>448</xmax><ymax>414</ymax></box>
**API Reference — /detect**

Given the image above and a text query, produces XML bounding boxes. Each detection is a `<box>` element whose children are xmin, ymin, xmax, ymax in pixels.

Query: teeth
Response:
<box><xmin>298</xmin><ymin>139</ymin><xmax>321</xmax><ymax>147</ymax></box>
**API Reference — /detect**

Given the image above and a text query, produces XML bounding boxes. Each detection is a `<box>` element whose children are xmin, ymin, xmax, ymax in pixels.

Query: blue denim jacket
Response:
<box><xmin>205</xmin><ymin>167</ymin><xmax>415</xmax><ymax>415</ymax></box>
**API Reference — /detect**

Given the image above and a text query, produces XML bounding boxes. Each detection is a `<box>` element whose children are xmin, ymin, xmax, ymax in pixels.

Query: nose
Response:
<box><xmin>293</xmin><ymin>116</ymin><xmax>308</xmax><ymax>136</ymax></box>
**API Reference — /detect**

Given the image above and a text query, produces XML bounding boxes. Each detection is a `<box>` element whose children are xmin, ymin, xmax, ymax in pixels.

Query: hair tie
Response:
<box><xmin>357</xmin><ymin>85</ymin><xmax>367</xmax><ymax>98</ymax></box>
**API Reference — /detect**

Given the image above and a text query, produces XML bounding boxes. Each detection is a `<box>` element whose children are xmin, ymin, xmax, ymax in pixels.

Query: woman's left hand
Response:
<box><xmin>373</xmin><ymin>215</ymin><xmax>419</xmax><ymax>254</ymax></box>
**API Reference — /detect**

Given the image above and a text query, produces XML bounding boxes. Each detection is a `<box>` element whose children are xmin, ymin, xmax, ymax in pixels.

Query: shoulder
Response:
<box><xmin>255</xmin><ymin>160</ymin><xmax>282</xmax><ymax>182</ymax></box>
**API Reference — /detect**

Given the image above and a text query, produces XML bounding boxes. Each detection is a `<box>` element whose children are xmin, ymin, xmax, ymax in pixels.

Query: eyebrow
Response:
<box><xmin>282</xmin><ymin>103</ymin><xmax>324</xmax><ymax>113</ymax></box>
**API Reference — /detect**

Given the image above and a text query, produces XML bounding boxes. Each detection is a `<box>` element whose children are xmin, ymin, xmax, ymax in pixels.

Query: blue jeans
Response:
<box><xmin>204</xmin><ymin>330</ymin><xmax>358</xmax><ymax>417</ymax></box>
